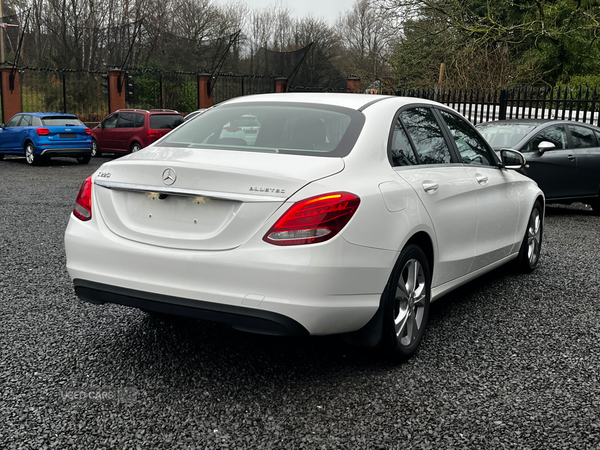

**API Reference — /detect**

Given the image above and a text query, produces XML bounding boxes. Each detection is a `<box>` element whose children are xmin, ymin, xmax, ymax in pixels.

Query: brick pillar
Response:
<box><xmin>107</xmin><ymin>69</ymin><xmax>126</xmax><ymax>113</ymax></box>
<box><xmin>275</xmin><ymin>77</ymin><xmax>288</xmax><ymax>93</ymax></box>
<box><xmin>347</xmin><ymin>76</ymin><xmax>361</xmax><ymax>93</ymax></box>
<box><xmin>1</xmin><ymin>68</ymin><xmax>21</xmax><ymax>123</ymax></box>
<box><xmin>198</xmin><ymin>74</ymin><xmax>214</xmax><ymax>108</ymax></box>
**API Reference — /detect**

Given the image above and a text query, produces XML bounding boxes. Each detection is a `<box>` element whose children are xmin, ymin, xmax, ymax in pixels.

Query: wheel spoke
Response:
<box><xmin>396</xmin><ymin>280</ymin><xmax>409</xmax><ymax>301</ymax></box>
<box><xmin>394</xmin><ymin>309</ymin><xmax>409</xmax><ymax>338</ymax></box>
<box><xmin>410</xmin><ymin>314</ymin><xmax>420</xmax><ymax>343</ymax></box>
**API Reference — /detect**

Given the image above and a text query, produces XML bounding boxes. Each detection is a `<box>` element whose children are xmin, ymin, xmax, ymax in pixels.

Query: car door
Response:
<box><xmin>1</xmin><ymin>115</ymin><xmax>24</xmax><ymax>151</ymax></box>
<box><xmin>567</xmin><ymin>124</ymin><xmax>600</xmax><ymax>198</ymax></box>
<box><xmin>437</xmin><ymin>109</ymin><xmax>521</xmax><ymax>271</ymax></box>
<box><xmin>96</xmin><ymin>113</ymin><xmax>119</xmax><ymax>151</ymax></box>
<box><xmin>519</xmin><ymin>124</ymin><xmax>577</xmax><ymax>200</ymax></box>
<box><xmin>391</xmin><ymin>106</ymin><xmax>478</xmax><ymax>286</ymax></box>
<box><xmin>18</xmin><ymin>114</ymin><xmax>33</xmax><ymax>149</ymax></box>
<box><xmin>114</xmin><ymin>112</ymin><xmax>135</xmax><ymax>152</ymax></box>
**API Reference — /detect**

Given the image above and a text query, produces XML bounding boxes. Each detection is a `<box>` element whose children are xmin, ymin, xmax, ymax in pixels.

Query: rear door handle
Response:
<box><xmin>475</xmin><ymin>174</ymin><xmax>489</xmax><ymax>185</ymax></box>
<box><xmin>567</xmin><ymin>155</ymin><xmax>575</xmax><ymax>160</ymax></box>
<box><xmin>422</xmin><ymin>182</ymin><xmax>439</xmax><ymax>194</ymax></box>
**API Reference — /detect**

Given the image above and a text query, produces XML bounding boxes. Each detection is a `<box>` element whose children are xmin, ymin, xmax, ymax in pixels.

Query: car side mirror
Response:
<box><xmin>537</xmin><ymin>140</ymin><xmax>555</xmax><ymax>156</ymax></box>
<box><xmin>0</xmin><ymin>123</ymin><xmax>5</xmax><ymax>129</ymax></box>
<box><xmin>500</xmin><ymin>149</ymin><xmax>526</xmax><ymax>170</ymax></box>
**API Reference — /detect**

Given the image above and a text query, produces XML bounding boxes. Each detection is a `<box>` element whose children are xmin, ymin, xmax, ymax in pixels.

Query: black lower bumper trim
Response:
<box><xmin>73</xmin><ymin>279</ymin><xmax>309</xmax><ymax>337</ymax></box>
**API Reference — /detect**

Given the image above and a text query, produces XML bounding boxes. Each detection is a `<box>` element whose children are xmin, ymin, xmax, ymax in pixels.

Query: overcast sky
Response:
<box><xmin>214</xmin><ymin>0</ymin><xmax>356</xmax><ymax>26</ymax></box>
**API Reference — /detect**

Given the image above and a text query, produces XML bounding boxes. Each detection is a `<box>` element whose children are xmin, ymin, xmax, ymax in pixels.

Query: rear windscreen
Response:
<box><xmin>42</xmin><ymin>117</ymin><xmax>84</xmax><ymax>126</ymax></box>
<box><xmin>158</xmin><ymin>102</ymin><xmax>365</xmax><ymax>157</ymax></box>
<box><xmin>150</xmin><ymin>114</ymin><xmax>184</xmax><ymax>129</ymax></box>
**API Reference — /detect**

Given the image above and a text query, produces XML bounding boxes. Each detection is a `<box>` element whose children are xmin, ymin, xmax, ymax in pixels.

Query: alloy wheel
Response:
<box><xmin>25</xmin><ymin>144</ymin><xmax>35</xmax><ymax>164</ymax></box>
<box><xmin>394</xmin><ymin>258</ymin><xmax>427</xmax><ymax>347</ymax></box>
<box><xmin>527</xmin><ymin>207</ymin><xmax>542</xmax><ymax>265</ymax></box>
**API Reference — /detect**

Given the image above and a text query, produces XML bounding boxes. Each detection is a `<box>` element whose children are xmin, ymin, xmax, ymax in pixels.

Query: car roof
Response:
<box><xmin>221</xmin><ymin>93</ymin><xmax>441</xmax><ymax>111</ymax></box>
<box><xmin>116</xmin><ymin>109</ymin><xmax>181</xmax><ymax>114</ymax></box>
<box><xmin>18</xmin><ymin>112</ymin><xmax>79</xmax><ymax>117</ymax></box>
<box><xmin>477</xmin><ymin>118</ymin><xmax>600</xmax><ymax>128</ymax></box>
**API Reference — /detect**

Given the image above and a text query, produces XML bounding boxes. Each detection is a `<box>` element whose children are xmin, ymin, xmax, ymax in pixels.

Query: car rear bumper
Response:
<box><xmin>74</xmin><ymin>279</ymin><xmax>309</xmax><ymax>336</ymax></box>
<box><xmin>65</xmin><ymin>214</ymin><xmax>397</xmax><ymax>335</ymax></box>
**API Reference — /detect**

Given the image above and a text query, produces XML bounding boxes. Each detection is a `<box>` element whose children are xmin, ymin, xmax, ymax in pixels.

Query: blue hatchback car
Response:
<box><xmin>0</xmin><ymin>112</ymin><xmax>93</xmax><ymax>165</ymax></box>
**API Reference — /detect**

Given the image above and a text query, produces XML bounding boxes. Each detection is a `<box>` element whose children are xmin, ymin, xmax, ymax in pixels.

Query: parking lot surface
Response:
<box><xmin>1</xmin><ymin>155</ymin><xmax>600</xmax><ymax>449</ymax></box>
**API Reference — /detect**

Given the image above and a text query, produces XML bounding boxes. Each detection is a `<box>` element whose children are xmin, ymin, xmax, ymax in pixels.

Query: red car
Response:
<box><xmin>91</xmin><ymin>109</ymin><xmax>184</xmax><ymax>156</ymax></box>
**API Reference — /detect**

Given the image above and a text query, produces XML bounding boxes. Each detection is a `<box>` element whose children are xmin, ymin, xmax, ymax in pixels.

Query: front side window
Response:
<box><xmin>438</xmin><ymin>109</ymin><xmax>493</xmax><ymax>166</ymax></box>
<box><xmin>103</xmin><ymin>114</ymin><xmax>118</xmax><ymax>129</ymax></box>
<box><xmin>159</xmin><ymin>103</ymin><xmax>364</xmax><ymax>157</ymax></box>
<box><xmin>5</xmin><ymin>115</ymin><xmax>21</xmax><ymax>127</ymax></box>
<box><xmin>400</xmin><ymin>107</ymin><xmax>452</xmax><ymax>165</ymax></box>
<box><xmin>390</xmin><ymin>119</ymin><xmax>418</xmax><ymax>166</ymax></box>
<box><xmin>569</xmin><ymin>125</ymin><xmax>597</xmax><ymax>149</ymax></box>
<box><xmin>526</xmin><ymin>125</ymin><xmax>567</xmax><ymax>152</ymax></box>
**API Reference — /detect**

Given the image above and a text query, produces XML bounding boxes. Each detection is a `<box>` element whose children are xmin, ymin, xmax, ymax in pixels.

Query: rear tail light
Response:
<box><xmin>85</xmin><ymin>128</ymin><xmax>91</xmax><ymax>135</ymax></box>
<box><xmin>36</xmin><ymin>128</ymin><xmax>50</xmax><ymax>136</ymax></box>
<box><xmin>147</xmin><ymin>130</ymin><xmax>163</xmax><ymax>139</ymax></box>
<box><xmin>263</xmin><ymin>192</ymin><xmax>360</xmax><ymax>246</ymax></box>
<box><xmin>73</xmin><ymin>176</ymin><xmax>92</xmax><ymax>221</ymax></box>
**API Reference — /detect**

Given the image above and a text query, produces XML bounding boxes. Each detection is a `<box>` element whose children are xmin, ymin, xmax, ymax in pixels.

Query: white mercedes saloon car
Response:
<box><xmin>65</xmin><ymin>93</ymin><xmax>544</xmax><ymax>360</ymax></box>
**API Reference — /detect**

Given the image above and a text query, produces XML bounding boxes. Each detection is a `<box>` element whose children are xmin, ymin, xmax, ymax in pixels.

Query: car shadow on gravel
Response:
<box><xmin>545</xmin><ymin>203</ymin><xmax>595</xmax><ymax>216</ymax></box>
<box><xmin>71</xmin><ymin>262</ymin><xmax>525</xmax><ymax>389</ymax></box>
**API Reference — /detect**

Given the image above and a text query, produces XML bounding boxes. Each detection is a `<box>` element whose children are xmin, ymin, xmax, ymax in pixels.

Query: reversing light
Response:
<box><xmin>36</xmin><ymin>128</ymin><xmax>50</xmax><ymax>136</ymax></box>
<box><xmin>73</xmin><ymin>176</ymin><xmax>92</xmax><ymax>221</ymax></box>
<box><xmin>263</xmin><ymin>192</ymin><xmax>360</xmax><ymax>246</ymax></box>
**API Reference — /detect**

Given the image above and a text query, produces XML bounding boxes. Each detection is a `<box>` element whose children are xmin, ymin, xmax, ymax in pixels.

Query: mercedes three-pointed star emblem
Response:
<box><xmin>162</xmin><ymin>168</ymin><xmax>177</xmax><ymax>186</ymax></box>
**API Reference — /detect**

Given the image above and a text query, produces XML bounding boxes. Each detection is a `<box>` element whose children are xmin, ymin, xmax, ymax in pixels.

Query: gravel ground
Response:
<box><xmin>1</xmin><ymin>155</ymin><xmax>600</xmax><ymax>449</ymax></box>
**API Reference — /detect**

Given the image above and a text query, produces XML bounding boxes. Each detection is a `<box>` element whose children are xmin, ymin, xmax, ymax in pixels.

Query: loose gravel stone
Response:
<box><xmin>1</xmin><ymin>155</ymin><xmax>600</xmax><ymax>449</ymax></box>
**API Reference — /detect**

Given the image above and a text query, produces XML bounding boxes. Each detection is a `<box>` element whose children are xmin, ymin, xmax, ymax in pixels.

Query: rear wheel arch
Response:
<box><xmin>342</xmin><ymin>231</ymin><xmax>435</xmax><ymax>349</ymax></box>
<box><xmin>404</xmin><ymin>231</ymin><xmax>434</xmax><ymax>280</ymax></box>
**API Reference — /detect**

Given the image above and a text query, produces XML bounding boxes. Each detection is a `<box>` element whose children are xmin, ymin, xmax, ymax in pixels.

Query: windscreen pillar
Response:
<box><xmin>108</xmin><ymin>69</ymin><xmax>126</xmax><ymax>113</ymax></box>
<box><xmin>275</xmin><ymin>77</ymin><xmax>289</xmax><ymax>93</ymax></box>
<box><xmin>198</xmin><ymin>74</ymin><xmax>214</xmax><ymax>109</ymax></box>
<box><xmin>347</xmin><ymin>76</ymin><xmax>361</xmax><ymax>93</ymax></box>
<box><xmin>0</xmin><ymin>66</ymin><xmax>22</xmax><ymax>123</ymax></box>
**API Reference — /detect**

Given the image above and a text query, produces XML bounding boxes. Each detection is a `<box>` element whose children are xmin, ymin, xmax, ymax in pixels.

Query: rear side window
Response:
<box><xmin>527</xmin><ymin>125</ymin><xmax>567</xmax><ymax>152</ymax></box>
<box><xmin>117</xmin><ymin>113</ymin><xmax>135</xmax><ymax>128</ymax></box>
<box><xmin>438</xmin><ymin>109</ymin><xmax>493</xmax><ymax>166</ymax></box>
<box><xmin>20</xmin><ymin>115</ymin><xmax>33</xmax><ymax>126</ymax></box>
<box><xmin>42</xmin><ymin>116</ymin><xmax>84</xmax><ymax>126</ymax></box>
<box><xmin>150</xmin><ymin>114</ymin><xmax>184</xmax><ymax>129</ymax></box>
<box><xmin>159</xmin><ymin>103</ymin><xmax>365</xmax><ymax>157</ymax></box>
<box><xmin>133</xmin><ymin>113</ymin><xmax>145</xmax><ymax>128</ymax></box>
<box><xmin>400</xmin><ymin>107</ymin><xmax>452</xmax><ymax>164</ymax></box>
<box><xmin>390</xmin><ymin>119</ymin><xmax>418</xmax><ymax>166</ymax></box>
<box><xmin>569</xmin><ymin>125</ymin><xmax>597</xmax><ymax>149</ymax></box>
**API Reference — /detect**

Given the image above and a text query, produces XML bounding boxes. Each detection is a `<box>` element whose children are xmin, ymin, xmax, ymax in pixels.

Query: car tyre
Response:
<box><xmin>130</xmin><ymin>142</ymin><xmax>142</xmax><ymax>153</ymax></box>
<box><xmin>91</xmin><ymin>139</ymin><xmax>102</xmax><ymax>157</ymax></box>
<box><xmin>381</xmin><ymin>244</ymin><xmax>431</xmax><ymax>361</ymax></box>
<box><xmin>0</xmin><ymin>154</ymin><xmax>4</xmax><ymax>160</ymax></box>
<box><xmin>77</xmin><ymin>154</ymin><xmax>91</xmax><ymax>164</ymax></box>
<box><xmin>514</xmin><ymin>200</ymin><xmax>543</xmax><ymax>273</ymax></box>
<box><xmin>24</xmin><ymin>142</ymin><xmax>42</xmax><ymax>166</ymax></box>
